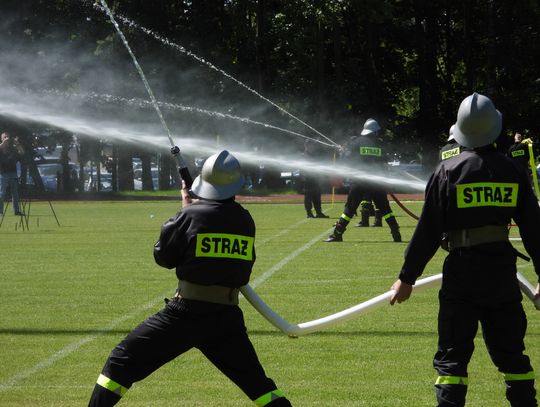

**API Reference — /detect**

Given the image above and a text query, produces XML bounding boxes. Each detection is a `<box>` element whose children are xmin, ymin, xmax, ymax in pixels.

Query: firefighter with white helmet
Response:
<box><xmin>390</xmin><ymin>93</ymin><xmax>540</xmax><ymax>406</ymax></box>
<box><xmin>439</xmin><ymin>124</ymin><xmax>464</xmax><ymax>161</ymax></box>
<box><xmin>325</xmin><ymin>117</ymin><xmax>401</xmax><ymax>242</ymax></box>
<box><xmin>89</xmin><ymin>150</ymin><xmax>293</xmax><ymax>407</ymax></box>
<box><xmin>508</xmin><ymin>132</ymin><xmax>533</xmax><ymax>173</ymax></box>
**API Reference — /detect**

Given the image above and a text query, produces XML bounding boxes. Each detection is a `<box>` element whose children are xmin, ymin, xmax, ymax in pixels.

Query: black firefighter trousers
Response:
<box><xmin>434</xmin><ymin>247</ymin><xmax>537</xmax><ymax>407</ymax></box>
<box><xmin>88</xmin><ymin>299</ymin><xmax>292</xmax><ymax>406</ymax></box>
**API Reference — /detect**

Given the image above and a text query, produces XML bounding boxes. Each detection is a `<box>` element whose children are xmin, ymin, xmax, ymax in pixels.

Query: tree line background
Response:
<box><xmin>1</xmin><ymin>0</ymin><xmax>539</xmax><ymax>193</ymax></box>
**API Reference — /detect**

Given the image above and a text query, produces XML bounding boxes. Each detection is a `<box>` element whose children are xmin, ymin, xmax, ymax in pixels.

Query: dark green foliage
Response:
<box><xmin>1</xmin><ymin>0</ymin><xmax>539</xmax><ymax>180</ymax></box>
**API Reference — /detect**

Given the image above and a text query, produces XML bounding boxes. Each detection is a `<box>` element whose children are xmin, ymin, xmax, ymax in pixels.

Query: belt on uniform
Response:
<box><xmin>447</xmin><ymin>225</ymin><xmax>509</xmax><ymax>250</ymax></box>
<box><xmin>175</xmin><ymin>280</ymin><xmax>239</xmax><ymax>305</ymax></box>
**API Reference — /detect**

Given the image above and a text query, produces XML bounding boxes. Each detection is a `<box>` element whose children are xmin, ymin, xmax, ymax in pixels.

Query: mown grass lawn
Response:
<box><xmin>0</xmin><ymin>199</ymin><xmax>538</xmax><ymax>406</ymax></box>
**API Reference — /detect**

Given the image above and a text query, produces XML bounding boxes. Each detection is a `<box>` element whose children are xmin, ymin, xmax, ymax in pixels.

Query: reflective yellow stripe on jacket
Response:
<box><xmin>456</xmin><ymin>182</ymin><xmax>519</xmax><ymax>208</ymax></box>
<box><xmin>442</xmin><ymin>147</ymin><xmax>461</xmax><ymax>160</ymax></box>
<box><xmin>195</xmin><ymin>233</ymin><xmax>254</xmax><ymax>260</ymax></box>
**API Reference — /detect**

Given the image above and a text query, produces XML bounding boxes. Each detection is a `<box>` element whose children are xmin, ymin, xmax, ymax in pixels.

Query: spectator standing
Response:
<box><xmin>0</xmin><ymin>131</ymin><xmax>24</xmax><ymax>216</ymax></box>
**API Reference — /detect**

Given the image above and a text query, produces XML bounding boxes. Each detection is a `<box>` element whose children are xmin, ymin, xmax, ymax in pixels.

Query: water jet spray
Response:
<box><xmin>98</xmin><ymin>0</ymin><xmax>192</xmax><ymax>186</ymax></box>
<box><xmin>89</xmin><ymin>1</ymin><xmax>339</xmax><ymax>149</ymax></box>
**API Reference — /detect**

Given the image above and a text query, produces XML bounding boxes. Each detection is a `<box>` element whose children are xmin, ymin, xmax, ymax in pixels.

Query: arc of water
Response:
<box><xmin>98</xmin><ymin>0</ymin><xmax>190</xmax><ymax>177</ymax></box>
<box><xmin>91</xmin><ymin>3</ymin><xmax>340</xmax><ymax>148</ymax></box>
<box><xmin>39</xmin><ymin>89</ymin><xmax>335</xmax><ymax>148</ymax></box>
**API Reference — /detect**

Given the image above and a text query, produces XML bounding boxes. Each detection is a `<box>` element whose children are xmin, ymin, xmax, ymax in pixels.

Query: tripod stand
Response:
<box><xmin>0</xmin><ymin>182</ymin><xmax>60</xmax><ymax>231</ymax></box>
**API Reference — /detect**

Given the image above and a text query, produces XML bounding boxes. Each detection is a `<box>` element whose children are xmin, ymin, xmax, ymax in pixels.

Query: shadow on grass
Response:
<box><xmin>5</xmin><ymin>328</ymin><xmax>539</xmax><ymax>339</ymax></box>
<box><xmin>247</xmin><ymin>329</ymin><xmax>437</xmax><ymax>338</ymax></box>
<box><xmin>0</xmin><ymin>327</ymin><xmax>435</xmax><ymax>337</ymax></box>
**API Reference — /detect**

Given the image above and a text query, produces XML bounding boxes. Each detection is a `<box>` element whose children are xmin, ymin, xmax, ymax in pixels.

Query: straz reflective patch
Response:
<box><xmin>456</xmin><ymin>182</ymin><xmax>519</xmax><ymax>208</ymax></box>
<box><xmin>196</xmin><ymin>233</ymin><xmax>254</xmax><ymax>260</ymax></box>
<box><xmin>441</xmin><ymin>147</ymin><xmax>460</xmax><ymax>160</ymax></box>
<box><xmin>359</xmin><ymin>146</ymin><xmax>382</xmax><ymax>157</ymax></box>
<box><xmin>511</xmin><ymin>149</ymin><xmax>526</xmax><ymax>157</ymax></box>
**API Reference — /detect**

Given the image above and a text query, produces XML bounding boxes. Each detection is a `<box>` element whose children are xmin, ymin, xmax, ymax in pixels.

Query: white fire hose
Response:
<box><xmin>241</xmin><ymin>272</ymin><xmax>540</xmax><ymax>338</ymax></box>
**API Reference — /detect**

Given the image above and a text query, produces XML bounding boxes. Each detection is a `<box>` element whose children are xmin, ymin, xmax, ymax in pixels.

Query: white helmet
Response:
<box><xmin>453</xmin><ymin>93</ymin><xmax>502</xmax><ymax>148</ymax></box>
<box><xmin>190</xmin><ymin>150</ymin><xmax>245</xmax><ymax>200</ymax></box>
<box><xmin>448</xmin><ymin>124</ymin><xmax>456</xmax><ymax>141</ymax></box>
<box><xmin>361</xmin><ymin>118</ymin><xmax>381</xmax><ymax>136</ymax></box>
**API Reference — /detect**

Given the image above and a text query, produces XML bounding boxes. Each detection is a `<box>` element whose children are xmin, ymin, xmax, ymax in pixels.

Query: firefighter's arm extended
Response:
<box><xmin>389</xmin><ymin>279</ymin><xmax>413</xmax><ymax>305</ymax></box>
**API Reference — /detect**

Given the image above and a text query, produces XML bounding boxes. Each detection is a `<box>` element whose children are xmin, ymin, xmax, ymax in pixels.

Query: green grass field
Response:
<box><xmin>1</xmin><ymin>199</ymin><xmax>538</xmax><ymax>406</ymax></box>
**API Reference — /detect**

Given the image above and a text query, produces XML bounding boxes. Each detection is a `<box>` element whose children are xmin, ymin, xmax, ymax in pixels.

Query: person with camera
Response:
<box><xmin>0</xmin><ymin>131</ymin><xmax>24</xmax><ymax>216</ymax></box>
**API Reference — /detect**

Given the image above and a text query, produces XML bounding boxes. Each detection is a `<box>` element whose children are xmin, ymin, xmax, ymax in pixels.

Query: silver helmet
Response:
<box><xmin>453</xmin><ymin>93</ymin><xmax>502</xmax><ymax>148</ymax></box>
<box><xmin>360</xmin><ymin>118</ymin><xmax>381</xmax><ymax>136</ymax></box>
<box><xmin>448</xmin><ymin>124</ymin><xmax>456</xmax><ymax>141</ymax></box>
<box><xmin>190</xmin><ymin>150</ymin><xmax>245</xmax><ymax>200</ymax></box>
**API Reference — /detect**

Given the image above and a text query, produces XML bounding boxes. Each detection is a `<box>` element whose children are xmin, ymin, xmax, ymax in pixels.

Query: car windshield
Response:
<box><xmin>38</xmin><ymin>164</ymin><xmax>62</xmax><ymax>176</ymax></box>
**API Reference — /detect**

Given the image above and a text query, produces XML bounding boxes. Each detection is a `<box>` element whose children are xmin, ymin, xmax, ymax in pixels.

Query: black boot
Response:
<box><xmin>88</xmin><ymin>383</ymin><xmax>123</xmax><ymax>407</ymax></box>
<box><xmin>325</xmin><ymin>221</ymin><xmax>346</xmax><ymax>242</ymax></box>
<box><xmin>306</xmin><ymin>210</ymin><xmax>314</xmax><ymax>218</ymax></box>
<box><xmin>315</xmin><ymin>209</ymin><xmax>329</xmax><ymax>218</ymax></box>
<box><xmin>386</xmin><ymin>216</ymin><xmax>401</xmax><ymax>242</ymax></box>
<box><xmin>372</xmin><ymin>210</ymin><xmax>383</xmax><ymax>227</ymax></box>
<box><xmin>355</xmin><ymin>210</ymin><xmax>369</xmax><ymax>227</ymax></box>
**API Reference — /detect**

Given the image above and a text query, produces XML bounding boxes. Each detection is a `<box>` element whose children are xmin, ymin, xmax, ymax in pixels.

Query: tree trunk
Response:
<box><xmin>332</xmin><ymin>14</ymin><xmax>344</xmax><ymax>101</ymax></box>
<box><xmin>140</xmin><ymin>152</ymin><xmax>154</xmax><ymax>191</ymax></box>
<box><xmin>255</xmin><ymin>0</ymin><xmax>268</xmax><ymax>93</ymax></box>
<box><xmin>414</xmin><ymin>0</ymin><xmax>440</xmax><ymax>170</ymax></box>
<box><xmin>486</xmin><ymin>0</ymin><xmax>497</xmax><ymax>96</ymax></box>
<box><xmin>117</xmin><ymin>146</ymin><xmax>133</xmax><ymax>191</ymax></box>
<box><xmin>314</xmin><ymin>16</ymin><xmax>324</xmax><ymax>110</ymax></box>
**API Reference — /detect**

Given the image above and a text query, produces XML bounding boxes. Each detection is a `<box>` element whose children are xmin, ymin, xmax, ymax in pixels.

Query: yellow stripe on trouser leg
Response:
<box><xmin>503</xmin><ymin>371</ymin><xmax>536</xmax><ymax>381</ymax></box>
<box><xmin>383</xmin><ymin>212</ymin><xmax>394</xmax><ymax>220</ymax></box>
<box><xmin>96</xmin><ymin>374</ymin><xmax>129</xmax><ymax>397</ymax></box>
<box><xmin>436</xmin><ymin>376</ymin><xmax>469</xmax><ymax>385</ymax></box>
<box><xmin>340</xmin><ymin>214</ymin><xmax>352</xmax><ymax>222</ymax></box>
<box><xmin>254</xmin><ymin>389</ymin><xmax>285</xmax><ymax>406</ymax></box>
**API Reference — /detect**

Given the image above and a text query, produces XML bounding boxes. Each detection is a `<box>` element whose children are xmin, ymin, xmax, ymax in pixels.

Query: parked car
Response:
<box><xmin>84</xmin><ymin>171</ymin><xmax>113</xmax><ymax>192</ymax></box>
<box><xmin>27</xmin><ymin>161</ymin><xmax>79</xmax><ymax>192</ymax></box>
<box><xmin>133</xmin><ymin>167</ymin><xmax>159</xmax><ymax>191</ymax></box>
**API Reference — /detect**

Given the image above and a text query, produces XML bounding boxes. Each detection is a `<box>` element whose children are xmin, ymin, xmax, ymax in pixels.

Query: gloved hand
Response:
<box><xmin>522</xmin><ymin>138</ymin><xmax>533</xmax><ymax>145</ymax></box>
<box><xmin>170</xmin><ymin>146</ymin><xmax>180</xmax><ymax>155</ymax></box>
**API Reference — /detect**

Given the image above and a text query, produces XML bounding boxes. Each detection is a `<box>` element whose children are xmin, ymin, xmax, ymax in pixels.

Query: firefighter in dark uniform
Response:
<box><xmin>88</xmin><ymin>150</ymin><xmax>293</xmax><ymax>407</ymax></box>
<box><xmin>325</xmin><ymin>118</ymin><xmax>401</xmax><ymax>242</ymax></box>
<box><xmin>439</xmin><ymin>124</ymin><xmax>463</xmax><ymax>161</ymax></box>
<box><xmin>390</xmin><ymin>93</ymin><xmax>540</xmax><ymax>407</ymax></box>
<box><xmin>508</xmin><ymin>133</ymin><xmax>531</xmax><ymax>173</ymax></box>
<box><xmin>302</xmin><ymin>139</ymin><xmax>329</xmax><ymax>218</ymax></box>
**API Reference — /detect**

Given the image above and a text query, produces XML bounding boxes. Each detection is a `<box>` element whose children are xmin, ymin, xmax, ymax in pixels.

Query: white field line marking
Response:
<box><xmin>256</xmin><ymin>216</ymin><xmax>311</xmax><ymax>246</ymax></box>
<box><xmin>0</xmin><ymin>297</ymin><xmax>164</xmax><ymax>392</ymax></box>
<box><xmin>250</xmin><ymin>227</ymin><xmax>333</xmax><ymax>289</ymax></box>
<box><xmin>0</xmin><ymin>213</ymin><xmax>332</xmax><ymax>391</ymax></box>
